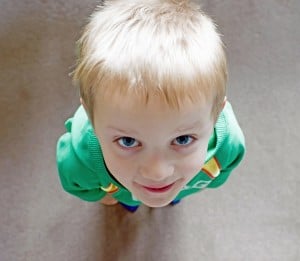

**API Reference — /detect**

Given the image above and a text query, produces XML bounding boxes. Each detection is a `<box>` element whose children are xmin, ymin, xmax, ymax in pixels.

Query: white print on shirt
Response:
<box><xmin>181</xmin><ymin>180</ymin><xmax>212</xmax><ymax>191</ymax></box>
<box><xmin>131</xmin><ymin>194</ymin><xmax>139</xmax><ymax>202</ymax></box>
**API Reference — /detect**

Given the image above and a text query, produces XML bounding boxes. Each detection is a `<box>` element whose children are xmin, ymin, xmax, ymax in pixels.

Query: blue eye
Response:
<box><xmin>117</xmin><ymin>137</ymin><xmax>139</xmax><ymax>148</ymax></box>
<box><xmin>173</xmin><ymin>135</ymin><xmax>194</xmax><ymax>146</ymax></box>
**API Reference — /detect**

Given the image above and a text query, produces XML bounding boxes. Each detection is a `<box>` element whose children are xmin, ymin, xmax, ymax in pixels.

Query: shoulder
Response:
<box><xmin>57</xmin><ymin>105</ymin><xmax>101</xmax><ymax>172</ymax></box>
<box><xmin>205</xmin><ymin>101</ymin><xmax>246</xmax><ymax>188</ymax></box>
<box><xmin>214</xmin><ymin>101</ymin><xmax>246</xmax><ymax>168</ymax></box>
<box><xmin>218</xmin><ymin>102</ymin><xmax>245</xmax><ymax>145</ymax></box>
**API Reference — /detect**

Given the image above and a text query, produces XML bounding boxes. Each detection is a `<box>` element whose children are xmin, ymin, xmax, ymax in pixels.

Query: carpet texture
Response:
<box><xmin>0</xmin><ymin>0</ymin><xmax>299</xmax><ymax>260</ymax></box>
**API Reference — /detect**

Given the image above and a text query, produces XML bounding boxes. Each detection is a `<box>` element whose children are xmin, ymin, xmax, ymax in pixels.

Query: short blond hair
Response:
<box><xmin>73</xmin><ymin>0</ymin><xmax>227</xmax><ymax>123</ymax></box>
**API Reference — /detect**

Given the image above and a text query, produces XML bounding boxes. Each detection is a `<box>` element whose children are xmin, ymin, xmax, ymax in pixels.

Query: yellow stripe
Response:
<box><xmin>202</xmin><ymin>157</ymin><xmax>221</xmax><ymax>178</ymax></box>
<box><xmin>100</xmin><ymin>183</ymin><xmax>119</xmax><ymax>193</ymax></box>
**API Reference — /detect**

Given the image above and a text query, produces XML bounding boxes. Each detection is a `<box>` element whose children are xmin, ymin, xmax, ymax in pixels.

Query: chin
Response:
<box><xmin>138</xmin><ymin>196</ymin><xmax>175</xmax><ymax>208</ymax></box>
<box><xmin>145</xmin><ymin>202</ymin><xmax>170</xmax><ymax>208</ymax></box>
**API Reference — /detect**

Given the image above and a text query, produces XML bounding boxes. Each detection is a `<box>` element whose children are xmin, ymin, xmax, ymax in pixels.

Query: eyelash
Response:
<box><xmin>115</xmin><ymin>135</ymin><xmax>197</xmax><ymax>150</ymax></box>
<box><xmin>116</xmin><ymin>137</ymin><xmax>140</xmax><ymax>149</ymax></box>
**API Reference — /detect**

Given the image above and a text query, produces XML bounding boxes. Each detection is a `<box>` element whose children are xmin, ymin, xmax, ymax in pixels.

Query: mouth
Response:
<box><xmin>141</xmin><ymin>183</ymin><xmax>176</xmax><ymax>193</ymax></box>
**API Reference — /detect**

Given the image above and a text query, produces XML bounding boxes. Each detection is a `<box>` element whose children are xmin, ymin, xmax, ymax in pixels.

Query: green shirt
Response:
<box><xmin>56</xmin><ymin>102</ymin><xmax>245</xmax><ymax>206</ymax></box>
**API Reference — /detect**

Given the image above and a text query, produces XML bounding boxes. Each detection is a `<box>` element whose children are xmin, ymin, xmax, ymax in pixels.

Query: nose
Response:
<box><xmin>139</xmin><ymin>153</ymin><xmax>174</xmax><ymax>182</ymax></box>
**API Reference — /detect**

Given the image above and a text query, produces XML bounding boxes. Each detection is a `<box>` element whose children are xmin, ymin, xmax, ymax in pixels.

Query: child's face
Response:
<box><xmin>92</xmin><ymin>95</ymin><xmax>214</xmax><ymax>208</ymax></box>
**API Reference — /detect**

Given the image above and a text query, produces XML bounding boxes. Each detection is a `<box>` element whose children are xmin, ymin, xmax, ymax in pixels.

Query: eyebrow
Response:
<box><xmin>107</xmin><ymin>121</ymin><xmax>202</xmax><ymax>136</ymax></box>
<box><xmin>175</xmin><ymin>121</ymin><xmax>202</xmax><ymax>133</ymax></box>
<box><xmin>107</xmin><ymin>126</ymin><xmax>139</xmax><ymax>135</ymax></box>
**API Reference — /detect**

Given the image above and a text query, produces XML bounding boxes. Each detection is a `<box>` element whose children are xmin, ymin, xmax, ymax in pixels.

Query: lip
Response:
<box><xmin>140</xmin><ymin>183</ymin><xmax>176</xmax><ymax>193</ymax></box>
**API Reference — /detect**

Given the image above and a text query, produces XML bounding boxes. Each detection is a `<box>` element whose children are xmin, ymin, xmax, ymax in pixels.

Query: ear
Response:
<box><xmin>80</xmin><ymin>97</ymin><xmax>93</xmax><ymax>123</ymax></box>
<box><xmin>80</xmin><ymin>97</ymin><xmax>88</xmax><ymax>112</ymax></box>
<box><xmin>80</xmin><ymin>97</ymin><xmax>89</xmax><ymax>117</ymax></box>
<box><xmin>222</xmin><ymin>96</ymin><xmax>227</xmax><ymax>109</ymax></box>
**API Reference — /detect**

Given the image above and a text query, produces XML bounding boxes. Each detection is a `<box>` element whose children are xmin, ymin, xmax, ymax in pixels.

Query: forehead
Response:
<box><xmin>94</xmin><ymin>92</ymin><xmax>214</xmax><ymax>132</ymax></box>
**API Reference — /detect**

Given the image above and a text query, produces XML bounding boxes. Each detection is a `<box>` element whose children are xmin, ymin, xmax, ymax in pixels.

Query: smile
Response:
<box><xmin>141</xmin><ymin>183</ymin><xmax>176</xmax><ymax>193</ymax></box>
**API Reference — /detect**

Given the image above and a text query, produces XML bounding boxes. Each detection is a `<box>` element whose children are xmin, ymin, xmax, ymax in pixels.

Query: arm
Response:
<box><xmin>56</xmin><ymin>130</ymin><xmax>106</xmax><ymax>202</ymax></box>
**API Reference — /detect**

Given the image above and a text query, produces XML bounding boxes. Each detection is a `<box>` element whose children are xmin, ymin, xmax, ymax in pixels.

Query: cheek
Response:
<box><xmin>96</xmin><ymin>134</ymin><xmax>135</xmax><ymax>182</ymax></box>
<box><xmin>177</xmin><ymin>149</ymin><xmax>207</xmax><ymax>176</ymax></box>
<box><xmin>101</xmin><ymin>146</ymin><xmax>134</xmax><ymax>179</ymax></box>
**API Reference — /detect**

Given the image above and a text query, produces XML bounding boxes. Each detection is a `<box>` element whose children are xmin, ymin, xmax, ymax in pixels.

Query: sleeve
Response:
<box><xmin>207</xmin><ymin>110</ymin><xmax>246</xmax><ymax>188</ymax></box>
<box><xmin>56</xmin><ymin>120</ymin><xmax>106</xmax><ymax>202</ymax></box>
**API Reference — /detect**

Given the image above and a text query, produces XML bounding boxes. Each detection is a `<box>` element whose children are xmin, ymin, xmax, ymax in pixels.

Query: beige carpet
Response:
<box><xmin>1</xmin><ymin>0</ymin><xmax>299</xmax><ymax>260</ymax></box>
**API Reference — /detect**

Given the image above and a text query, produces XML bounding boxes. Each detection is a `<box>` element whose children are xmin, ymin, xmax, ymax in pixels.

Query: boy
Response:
<box><xmin>56</xmin><ymin>0</ymin><xmax>245</xmax><ymax>212</ymax></box>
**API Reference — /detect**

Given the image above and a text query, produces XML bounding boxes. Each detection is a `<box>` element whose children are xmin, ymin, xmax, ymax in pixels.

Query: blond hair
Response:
<box><xmin>73</xmin><ymin>0</ymin><xmax>227</xmax><ymax>123</ymax></box>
